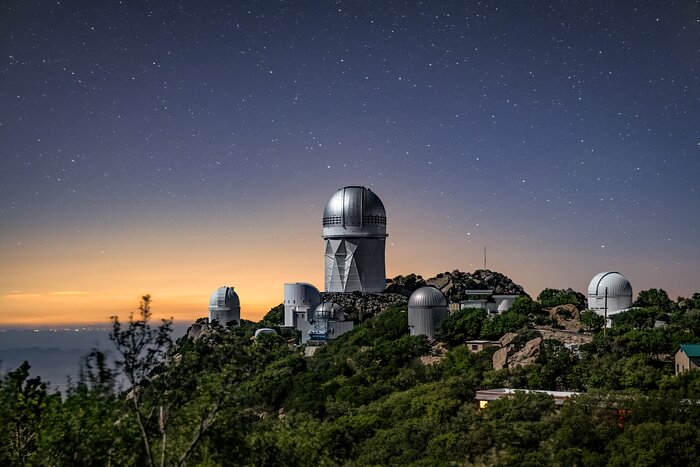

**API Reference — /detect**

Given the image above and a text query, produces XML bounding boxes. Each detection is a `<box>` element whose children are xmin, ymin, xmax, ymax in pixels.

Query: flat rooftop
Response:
<box><xmin>476</xmin><ymin>388</ymin><xmax>580</xmax><ymax>405</ymax></box>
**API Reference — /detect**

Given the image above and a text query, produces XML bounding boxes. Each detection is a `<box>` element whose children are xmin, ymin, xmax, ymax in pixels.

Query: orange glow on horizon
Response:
<box><xmin>1</xmin><ymin>209</ymin><xmax>696</xmax><ymax>327</ymax></box>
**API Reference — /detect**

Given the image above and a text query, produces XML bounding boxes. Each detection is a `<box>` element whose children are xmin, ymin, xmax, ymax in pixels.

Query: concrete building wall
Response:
<box><xmin>209</xmin><ymin>308</ymin><xmax>240</xmax><ymax>327</ymax></box>
<box><xmin>675</xmin><ymin>350</ymin><xmax>700</xmax><ymax>374</ymax></box>
<box><xmin>283</xmin><ymin>283</ymin><xmax>321</xmax><ymax>327</ymax></box>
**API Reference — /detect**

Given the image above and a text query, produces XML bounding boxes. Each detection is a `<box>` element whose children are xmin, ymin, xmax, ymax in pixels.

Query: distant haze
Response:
<box><xmin>0</xmin><ymin>324</ymin><xmax>191</xmax><ymax>390</ymax></box>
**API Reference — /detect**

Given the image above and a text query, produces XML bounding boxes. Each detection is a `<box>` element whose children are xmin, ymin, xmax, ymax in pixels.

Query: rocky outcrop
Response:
<box><xmin>492</xmin><ymin>333</ymin><xmax>542</xmax><ymax>370</ymax></box>
<box><xmin>186</xmin><ymin>322</ymin><xmax>218</xmax><ymax>342</ymax></box>
<box><xmin>536</xmin><ymin>329</ymin><xmax>592</xmax><ymax>346</ymax></box>
<box><xmin>547</xmin><ymin>304</ymin><xmax>581</xmax><ymax>331</ymax></box>
<box><xmin>321</xmin><ymin>292</ymin><xmax>407</xmax><ymax>321</ymax></box>
<box><xmin>385</xmin><ymin>274</ymin><xmax>427</xmax><ymax>297</ymax></box>
<box><xmin>424</xmin><ymin>269</ymin><xmax>526</xmax><ymax>303</ymax></box>
<box><xmin>385</xmin><ymin>269</ymin><xmax>525</xmax><ymax>302</ymax></box>
<box><xmin>419</xmin><ymin>341</ymin><xmax>447</xmax><ymax>365</ymax></box>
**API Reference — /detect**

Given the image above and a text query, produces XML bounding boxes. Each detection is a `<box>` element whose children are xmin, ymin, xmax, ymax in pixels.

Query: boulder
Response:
<box><xmin>492</xmin><ymin>347</ymin><xmax>510</xmax><ymax>370</ymax></box>
<box><xmin>508</xmin><ymin>337</ymin><xmax>542</xmax><ymax>368</ymax></box>
<box><xmin>492</xmin><ymin>333</ymin><xmax>543</xmax><ymax>370</ymax></box>
<box><xmin>499</xmin><ymin>332</ymin><xmax>520</xmax><ymax>348</ymax></box>
<box><xmin>548</xmin><ymin>304</ymin><xmax>581</xmax><ymax>331</ymax></box>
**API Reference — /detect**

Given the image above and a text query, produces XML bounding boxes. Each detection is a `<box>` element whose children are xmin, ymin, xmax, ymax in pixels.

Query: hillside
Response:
<box><xmin>1</xmin><ymin>291</ymin><xmax>700</xmax><ymax>465</ymax></box>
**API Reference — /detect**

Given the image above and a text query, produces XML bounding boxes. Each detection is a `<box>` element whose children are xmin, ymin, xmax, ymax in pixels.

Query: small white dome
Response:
<box><xmin>254</xmin><ymin>328</ymin><xmax>277</xmax><ymax>338</ymax></box>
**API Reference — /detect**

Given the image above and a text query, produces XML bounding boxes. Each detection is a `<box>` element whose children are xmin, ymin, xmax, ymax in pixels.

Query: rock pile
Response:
<box><xmin>547</xmin><ymin>304</ymin><xmax>581</xmax><ymax>331</ymax></box>
<box><xmin>385</xmin><ymin>269</ymin><xmax>525</xmax><ymax>302</ymax></box>
<box><xmin>492</xmin><ymin>332</ymin><xmax>542</xmax><ymax>370</ymax></box>
<box><xmin>321</xmin><ymin>292</ymin><xmax>407</xmax><ymax>321</ymax></box>
<box><xmin>424</xmin><ymin>269</ymin><xmax>526</xmax><ymax>303</ymax></box>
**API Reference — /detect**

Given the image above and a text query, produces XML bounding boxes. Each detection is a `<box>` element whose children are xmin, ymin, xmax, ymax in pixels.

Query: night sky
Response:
<box><xmin>1</xmin><ymin>0</ymin><xmax>698</xmax><ymax>325</ymax></box>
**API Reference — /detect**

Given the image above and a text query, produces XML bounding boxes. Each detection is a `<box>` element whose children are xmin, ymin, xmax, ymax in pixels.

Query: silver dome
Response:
<box><xmin>208</xmin><ymin>286</ymin><xmax>241</xmax><ymax>326</ymax></box>
<box><xmin>408</xmin><ymin>287</ymin><xmax>448</xmax><ymax>308</ymax></box>
<box><xmin>323</xmin><ymin>186</ymin><xmax>387</xmax><ymax>237</ymax></box>
<box><xmin>209</xmin><ymin>286</ymin><xmax>240</xmax><ymax>309</ymax></box>
<box><xmin>314</xmin><ymin>302</ymin><xmax>343</xmax><ymax>320</ymax></box>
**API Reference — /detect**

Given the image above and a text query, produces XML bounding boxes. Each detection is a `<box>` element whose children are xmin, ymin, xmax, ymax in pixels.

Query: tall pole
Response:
<box><xmin>483</xmin><ymin>246</ymin><xmax>487</xmax><ymax>270</ymax></box>
<box><xmin>604</xmin><ymin>286</ymin><xmax>608</xmax><ymax>338</ymax></box>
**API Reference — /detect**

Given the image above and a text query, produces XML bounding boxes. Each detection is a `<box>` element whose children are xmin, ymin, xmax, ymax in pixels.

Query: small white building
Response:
<box><xmin>460</xmin><ymin>290</ymin><xmax>519</xmax><ymax>314</ymax></box>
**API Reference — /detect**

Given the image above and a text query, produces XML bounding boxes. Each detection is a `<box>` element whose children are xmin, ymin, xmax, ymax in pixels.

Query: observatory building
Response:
<box><xmin>209</xmin><ymin>286</ymin><xmax>241</xmax><ymax>326</ymax></box>
<box><xmin>305</xmin><ymin>301</ymin><xmax>354</xmax><ymax>343</ymax></box>
<box><xmin>323</xmin><ymin>186</ymin><xmax>387</xmax><ymax>293</ymax></box>
<box><xmin>408</xmin><ymin>286</ymin><xmax>449</xmax><ymax>337</ymax></box>
<box><xmin>283</xmin><ymin>283</ymin><xmax>322</xmax><ymax>328</ymax></box>
<box><xmin>459</xmin><ymin>290</ymin><xmax>519</xmax><ymax>315</ymax></box>
<box><xmin>587</xmin><ymin>271</ymin><xmax>633</xmax><ymax>316</ymax></box>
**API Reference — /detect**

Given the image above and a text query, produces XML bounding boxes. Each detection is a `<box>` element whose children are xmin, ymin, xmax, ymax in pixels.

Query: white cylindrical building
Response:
<box><xmin>283</xmin><ymin>283</ymin><xmax>322</xmax><ymax>327</ymax></box>
<box><xmin>209</xmin><ymin>286</ymin><xmax>241</xmax><ymax>326</ymax></box>
<box><xmin>408</xmin><ymin>286</ymin><xmax>449</xmax><ymax>337</ymax></box>
<box><xmin>587</xmin><ymin>272</ymin><xmax>633</xmax><ymax>316</ymax></box>
<box><xmin>323</xmin><ymin>186</ymin><xmax>387</xmax><ymax>293</ymax></box>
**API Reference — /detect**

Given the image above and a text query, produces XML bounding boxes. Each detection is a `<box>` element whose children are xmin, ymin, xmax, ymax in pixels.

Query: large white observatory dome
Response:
<box><xmin>587</xmin><ymin>272</ymin><xmax>633</xmax><ymax>316</ymax></box>
<box><xmin>408</xmin><ymin>287</ymin><xmax>449</xmax><ymax>337</ymax></box>
<box><xmin>323</xmin><ymin>186</ymin><xmax>388</xmax><ymax>293</ymax></box>
<box><xmin>208</xmin><ymin>286</ymin><xmax>241</xmax><ymax>326</ymax></box>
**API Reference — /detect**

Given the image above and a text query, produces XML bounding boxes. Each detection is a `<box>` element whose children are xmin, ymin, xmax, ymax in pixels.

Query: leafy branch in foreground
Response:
<box><xmin>110</xmin><ymin>294</ymin><xmax>173</xmax><ymax>467</ymax></box>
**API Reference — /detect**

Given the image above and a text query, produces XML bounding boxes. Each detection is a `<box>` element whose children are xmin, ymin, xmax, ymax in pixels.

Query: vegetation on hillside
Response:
<box><xmin>2</xmin><ymin>288</ymin><xmax>700</xmax><ymax>465</ymax></box>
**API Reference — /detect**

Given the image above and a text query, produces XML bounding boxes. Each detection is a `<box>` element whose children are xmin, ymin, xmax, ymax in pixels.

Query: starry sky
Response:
<box><xmin>1</xmin><ymin>0</ymin><xmax>698</xmax><ymax>326</ymax></box>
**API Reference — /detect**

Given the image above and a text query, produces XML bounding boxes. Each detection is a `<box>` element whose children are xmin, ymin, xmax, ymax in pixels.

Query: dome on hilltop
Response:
<box><xmin>208</xmin><ymin>286</ymin><xmax>241</xmax><ymax>326</ymax></box>
<box><xmin>408</xmin><ymin>287</ymin><xmax>448</xmax><ymax>308</ymax></box>
<box><xmin>408</xmin><ymin>287</ymin><xmax>448</xmax><ymax>337</ymax></box>
<box><xmin>587</xmin><ymin>272</ymin><xmax>633</xmax><ymax>316</ymax></box>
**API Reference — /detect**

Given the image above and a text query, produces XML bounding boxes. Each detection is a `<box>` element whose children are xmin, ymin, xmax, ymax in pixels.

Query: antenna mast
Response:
<box><xmin>483</xmin><ymin>246</ymin><xmax>487</xmax><ymax>270</ymax></box>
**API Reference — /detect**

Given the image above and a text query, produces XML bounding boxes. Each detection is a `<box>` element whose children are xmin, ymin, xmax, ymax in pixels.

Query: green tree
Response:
<box><xmin>0</xmin><ymin>362</ymin><xmax>52</xmax><ymax>465</ymax></box>
<box><xmin>580</xmin><ymin>310</ymin><xmax>605</xmax><ymax>332</ymax></box>
<box><xmin>434</xmin><ymin>308</ymin><xmax>487</xmax><ymax>346</ymax></box>
<box><xmin>607</xmin><ymin>422</ymin><xmax>700</xmax><ymax>466</ymax></box>
<box><xmin>481</xmin><ymin>311</ymin><xmax>530</xmax><ymax>339</ymax></box>
<box><xmin>110</xmin><ymin>295</ymin><xmax>173</xmax><ymax>467</ymax></box>
<box><xmin>528</xmin><ymin>339</ymin><xmax>576</xmax><ymax>390</ymax></box>
<box><xmin>260</xmin><ymin>303</ymin><xmax>284</xmax><ymax>326</ymax></box>
<box><xmin>537</xmin><ymin>288</ymin><xmax>586</xmax><ymax>310</ymax></box>
<box><xmin>634</xmin><ymin>288</ymin><xmax>673</xmax><ymax>312</ymax></box>
<box><xmin>612</xmin><ymin>307</ymin><xmax>662</xmax><ymax>330</ymax></box>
